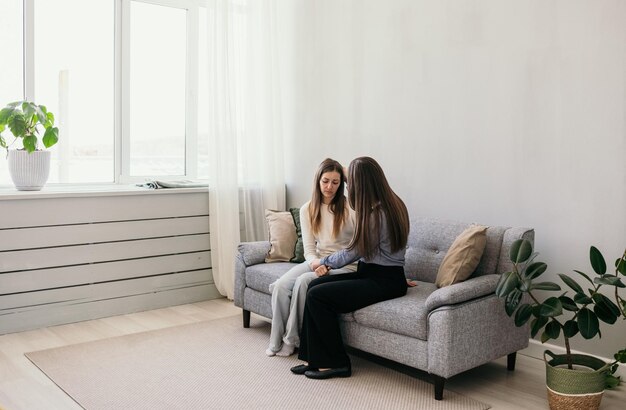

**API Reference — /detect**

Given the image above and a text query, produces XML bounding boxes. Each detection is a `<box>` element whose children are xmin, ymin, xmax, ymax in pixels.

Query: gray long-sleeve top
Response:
<box><xmin>319</xmin><ymin>212</ymin><xmax>406</xmax><ymax>269</ymax></box>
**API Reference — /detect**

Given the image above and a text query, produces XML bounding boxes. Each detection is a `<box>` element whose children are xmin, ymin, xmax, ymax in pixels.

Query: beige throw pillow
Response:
<box><xmin>265</xmin><ymin>209</ymin><xmax>297</xmax><ymax>263</ymax></box>
<box><xmin>435</xmin><ymin>224</ymin><xmax>488</xmax><ymax>287</ymax></box>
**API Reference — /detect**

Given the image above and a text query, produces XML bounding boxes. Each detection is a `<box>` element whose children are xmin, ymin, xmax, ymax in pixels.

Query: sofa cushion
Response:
<box><xmin>405</xmin><ymin>218</ymin><xmax>507</xmax><ymax>283</ymax></box>
<box><xmin>265</xmin><ymin>209</ymin><xmax>297</xmax><ymax>263</ymax></box>
<box><xmin>435</xmin><ymin>225</ymin><xmax>488</xmax><ymax>287</ymax></box>
<box><xmin>405</xmin><ymin>219</ymin><xmax>470</xmax><ymax>283</ymax></box>
<box><xmin>245</xmin><ymin>262</ymin><xmax>296</xmax><ymax>293</ymax></box>
<box><xmin>350</xmin><ymin>281</ymin><xmax>438</xmax><ymax>341</ymax></box>
<box><xmin>474</xmin><ymin>225</ymin><xmax>507</xmax><ymax>277</ymax></box>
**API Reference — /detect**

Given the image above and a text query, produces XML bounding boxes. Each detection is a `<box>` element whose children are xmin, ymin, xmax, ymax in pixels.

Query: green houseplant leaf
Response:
<box><xmin>558</xmin><ymin>295</ymin><xmax>578</xmax><ymax>311</ymax></box>
<box><xmin>34</xmin><ymin>105</ymin><xmax>47</xmax><ymax>126</ymax></box>
<box><xmin>544</xmin><ymin>319</ymin><xmax>561</xmax><ymax>340</ymax></box>
<box><xmin>559</xmin><ymin>274</ymin><xmax>584</xmax><ymax>294</ymax></box>
<box><xmin>594</xmin><ymin>275</ymin><xmax>626</xmax><ymax>288</ymax></box>
<box><xmin>563</xmin><ymin>319</ymin><xmax>579</xmax><ymax>338</ymax></box>
<box><xmin>617</xmin><ymin>257</ymin><xmax>626</xmax><ymax>276</ymax></box>
<box><xmin>539</xmin><ymin>297</ymin><xmax>563</xmax><ymax>317</ymax></box>
<box><xmin>0</xmin><ymin>100</ymin><xmax>59</xmax><ymax>154</ymax></box>
<box><xmin>594</xmin><ymin>302</ymin><xmax>618</xmax><ymax>325</ymax></box>
<box><xmin>0</xmin><ymin>107</ymin><xmax>14</xmax><ymax>124</ymax></box>
<box><xmin>510</xmin><ymin>239</ymin><xmax>533</xmax><ymax>264</ymax></box>
<box><xmin>577</xmin><ymin>307</ymin><xmax>600</xmax><ymax>339</ymax></box>
<box><xmin>590</xmin><ymin>246</ymin><xmax>607</xmax><ymax>275</ymax></box>
<box><xmin>22</xmin><ymin>101</ymin><xmax>36</xmax><ymax>117</ymax></box>
<box><xmin>592</xmin><ymin>293</ymin><xmax>620</xmax><ymax>324</ymax></box>
<box><xmin>606</xmin><ymin>375</ymin><xmax>621</xmax><ymax>389</ymax></box>
<box><xmin>495</xmin><ymin>271</ymin><xmax>519</xmax><ymax>298</ymax></box>
<box><xmin>574</xmin><ymin>292</ymin><xmax>593</xmax><ymax>305</ymax></box>
<box><xmin>8</xmin><ymin>112</ymin><xmax>27</xmax><ymax>137</ymax></box>
<box><xmin>23</xmin><ymin>134</ymin><xmax>37</xmax><ymax>153</ymax></box>
<box><xmin>529</xmin><ymin>282</ymin><xmax>561</xmax><ymax>291</ymax></box>
<box><xmin>505</xmin><ymin>289</ymin><xmax>522</xmax><ymax>316</ymax></box>
<box><xmin>530</xmin><ymin>316</ymin><xmax>549</xmax><ymax>338</ymax></box>
<box><xmin>514</xmin><ymin>303</ymin><xmax>533</xmax><ymax>326</ymax></box>
<box><xmin>525</xmin><ymin>262</ymin><xmax>548</xmax><ymax>279</ymax></box>
<box><xmin>42</xmin><ymin>127</ymin><xmax>59</xmax><ymax>148</ymax></box>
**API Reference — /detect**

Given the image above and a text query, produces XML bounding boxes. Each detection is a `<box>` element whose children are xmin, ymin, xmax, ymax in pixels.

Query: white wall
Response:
<box><xmin>280</xmin><ymin>0</ymin><xmax>626</xmax><ymax>359</ymax></box>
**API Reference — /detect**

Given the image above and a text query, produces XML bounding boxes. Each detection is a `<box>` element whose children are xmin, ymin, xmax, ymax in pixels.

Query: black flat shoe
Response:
<box><xmin>290</xmin><ymin>364</ymin><xmax>314</xmax><ymax>375</ymax></box>
<box><xmin>304</xmin><ymin>366</ymin><xmax>351</xmax><ymax>379</ymax></box>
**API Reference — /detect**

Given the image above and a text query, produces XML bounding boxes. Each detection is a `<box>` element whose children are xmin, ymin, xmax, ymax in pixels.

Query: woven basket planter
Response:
<box><xmin>544</xmin><ymin>350</ymin><xmax>609</xmax><ymax>410</ymax></box>
<box><xmin>7</xmin><ymin>149</ymin><xmax>51</xmax><ymax>191</ymax></box>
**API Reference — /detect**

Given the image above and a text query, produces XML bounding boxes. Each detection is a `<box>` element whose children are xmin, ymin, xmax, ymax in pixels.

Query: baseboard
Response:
<box><xmin>520</xmin><ymin>339</ymin><xmax>625</xmax><ymax>379</ymax></box>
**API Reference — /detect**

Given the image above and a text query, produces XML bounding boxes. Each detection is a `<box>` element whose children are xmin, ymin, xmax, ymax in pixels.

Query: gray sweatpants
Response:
<box><xmin>268</xmin><ymin>262</ymin><xmax>352</xmax><ymax>352</ymax></box>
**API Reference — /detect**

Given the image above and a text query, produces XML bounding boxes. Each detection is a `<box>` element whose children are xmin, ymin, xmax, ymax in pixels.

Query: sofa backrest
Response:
<box><xmin>404</xmin><ymin>217</ymin><xmax>533</xmax><ymax>284</ymax></box>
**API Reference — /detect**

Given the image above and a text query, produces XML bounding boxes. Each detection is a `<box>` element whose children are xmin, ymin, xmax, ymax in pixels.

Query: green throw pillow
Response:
<box><xmin>289</xmin><ymin>207</ymin><xmax>305</xmax><ymax>263</ymax></box>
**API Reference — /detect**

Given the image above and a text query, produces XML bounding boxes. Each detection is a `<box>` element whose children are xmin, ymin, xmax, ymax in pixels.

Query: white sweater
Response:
<box><xmin>299</xmin><ymin>201</ymin><xmax>356</xmax><ymax>270</ymax></box>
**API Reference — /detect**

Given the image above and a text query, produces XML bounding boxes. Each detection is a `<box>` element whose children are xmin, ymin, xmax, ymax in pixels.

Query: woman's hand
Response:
<box><xmin>310</xmin><ymin>259</ymin><xmax>322</xmax><ymax>270</ymax></box>
<box><xmin>315</xmin><ymin>265</ymin><xmax>329</xmax><ymax>277</ymax></box>
<box><xmin>406</xmin><ymin>279</ymin><xmax>417</xmax><ymax>287</ymax></box>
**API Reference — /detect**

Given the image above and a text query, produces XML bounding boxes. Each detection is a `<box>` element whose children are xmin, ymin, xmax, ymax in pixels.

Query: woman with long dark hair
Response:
<box><xmin>291</xmin><ymin>156</ymin><xmax>410</xmax><ymax>379</ymax></box>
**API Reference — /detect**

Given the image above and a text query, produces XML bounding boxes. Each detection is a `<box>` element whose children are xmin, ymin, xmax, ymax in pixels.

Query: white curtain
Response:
<box><xmin>206</xmin><ymin>0</ymin><xmax>285</xmax><ymax>299</ymax></box>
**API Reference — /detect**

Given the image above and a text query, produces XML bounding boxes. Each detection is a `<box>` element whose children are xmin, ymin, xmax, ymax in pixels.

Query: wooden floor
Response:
<box><xmin>0</xmin><ymin>298</ymin><xmax>624</xmax><ymax>410</ymax></box>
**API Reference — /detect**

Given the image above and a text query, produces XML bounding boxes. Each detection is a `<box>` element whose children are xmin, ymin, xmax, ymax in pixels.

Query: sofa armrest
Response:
<box><xmin>425</xmin><ymin>274</ymin><xmax>500</xmax><ymax>311</ymax></box>
<box><xmin>238</xmin><ymin>241</ymin><xmax>271</xmax><ymax>266</ymax></box>
<box><xmin>234</xmin><ymin>241</ymin><xmax>271</xmax><ymax>308</ymax></box>
<box><xmin>427</xmin><ymin>294</ymin><xmax>530</xmax><ymax>379</ymax></box>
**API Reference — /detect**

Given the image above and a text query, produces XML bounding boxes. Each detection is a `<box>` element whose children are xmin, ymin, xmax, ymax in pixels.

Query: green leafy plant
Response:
<box><xmin>496</xmin><ymin>239</ymin><xmax>626</xmax><ymax>388</ymax></box>
<box><xmin>0</xmin><ymin>101</ymin><xmax>59</xmax><ymax>154</ymax></box>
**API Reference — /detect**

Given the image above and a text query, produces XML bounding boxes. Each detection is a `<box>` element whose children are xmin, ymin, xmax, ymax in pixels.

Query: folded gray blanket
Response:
<box><xmin>137</xmin><ymin>180</ymin><xmax>208</xmax><ymax>189</ymax></box>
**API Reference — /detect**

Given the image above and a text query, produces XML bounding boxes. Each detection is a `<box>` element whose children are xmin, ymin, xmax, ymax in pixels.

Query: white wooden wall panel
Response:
<box><xmin>0</xmin><ymin>234</ymin><xmax>210</xmax><ymax>272</ymax></box>
<box><xmin>0</xmin><ymin>251</ymin><xmax>211</xmax><ymax>294</ymax></box>
<box><xmin>0</xmin><ymin>192</ymin><xmax>209</xmax><ymax>229</ymax></box>
<box><xmin>0</xmin><ymin>190</ymin><xmax>219</xmax><ymax>335</ymax></box>
<box><xmin>2</xmin><ymin>285</ymin><xmax>222</xmax><ymax>334</ymax></box>
<box><xmin>0</xmin><ymin>216</ymin><xmax>210</xmax><ymax>251</ymax></box>
<box><xmin>0</xmin><ymin>270</ymin><xmax>212</xmax><ymax>311</ymax></box>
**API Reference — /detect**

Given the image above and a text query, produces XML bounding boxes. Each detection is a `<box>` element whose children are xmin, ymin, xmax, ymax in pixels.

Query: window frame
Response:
<box><xmin>16</xmin><ymin>0</ymin><xmax>204</xmax><ymax>186</ymax></box>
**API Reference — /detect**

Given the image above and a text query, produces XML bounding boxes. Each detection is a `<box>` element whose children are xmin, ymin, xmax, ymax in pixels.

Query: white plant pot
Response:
<box><xmin>7</xmin><ymin>149</ymin><xmax>51</xmax><ymax>191</ymax></box>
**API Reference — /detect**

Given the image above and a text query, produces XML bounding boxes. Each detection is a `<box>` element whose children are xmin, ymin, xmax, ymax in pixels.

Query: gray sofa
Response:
<box><xmin>234</xmin><ymin>216</ymin><xmax>533</xmax><ymax>400</ymax></box>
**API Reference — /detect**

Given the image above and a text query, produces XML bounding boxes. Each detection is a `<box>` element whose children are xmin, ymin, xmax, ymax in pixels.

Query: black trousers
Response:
<box><xmin>297</xmin><ymin>261</ymin><xmax>407</xmax><ymax>369</ymax></box>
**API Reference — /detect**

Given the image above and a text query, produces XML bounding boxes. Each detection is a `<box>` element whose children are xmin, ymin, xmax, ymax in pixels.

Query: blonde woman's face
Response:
<box><xmin>319</xmin><ymin>171</ymin><xmax>341</xmax><ymax>204</ymax></box>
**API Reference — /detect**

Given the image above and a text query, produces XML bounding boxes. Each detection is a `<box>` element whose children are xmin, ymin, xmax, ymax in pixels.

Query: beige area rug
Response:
<box><xmin>26</xmin><ymin>315</ymin><xmax>490</xmax><ymax>410</ymax></box>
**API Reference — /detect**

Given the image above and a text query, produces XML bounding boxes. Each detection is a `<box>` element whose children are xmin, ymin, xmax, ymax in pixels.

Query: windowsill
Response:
<box><xmin>0</xmin><ymin>184</ymin><xmax>208</xmax><ymax>201</ymax></box>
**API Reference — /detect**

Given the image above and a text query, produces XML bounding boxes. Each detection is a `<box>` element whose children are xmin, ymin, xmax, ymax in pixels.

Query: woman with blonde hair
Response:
<box><xmin>266</xmin><ymin>158</ymin><xmax>356</xmax><ymax>357</ymax></box>
<box><xmin>291</xmin><ymin>156</ymin><xmax>410</xmax><ymax>379</ymax></box>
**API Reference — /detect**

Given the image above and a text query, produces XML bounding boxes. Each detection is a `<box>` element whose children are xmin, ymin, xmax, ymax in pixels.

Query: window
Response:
<box><xmin>0</xmin><ymin>0</ymin><xmax>24</xmax><ymax>186</ymax></box>
<box><xmin>128</xmin><ymin>1</ymin><xmax>187</xmax><ymax>177</ymax></box>
<box><xmin>0</xmin><ymin>0</ymin><xmax>23</xmax><ymax>103</ymax></box>
<box><xmin>35</xmin><ymin>0</ymin><xmax>115</xmax><ymax>183</ymax></box>
<box><xmin>0</xmin><ymin>0</ymin><xmax>207</xmax><ymax>186</ymax></box>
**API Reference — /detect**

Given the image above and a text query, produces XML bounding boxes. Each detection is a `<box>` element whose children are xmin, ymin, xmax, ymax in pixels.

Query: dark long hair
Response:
<box><xmin>346</xmin><ymin>156</ymin><xmax>409</xmax><ymax>259</ymax></box>
<box><xmin>309</xmin><ymin>158</ymin><xmax>349</xmax><ymax>238</ymax></box>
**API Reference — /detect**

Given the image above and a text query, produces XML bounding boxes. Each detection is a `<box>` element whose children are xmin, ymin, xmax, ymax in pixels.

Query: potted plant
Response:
<box><xmin>496</xmin><ymin>239</ymin><xmax>626</xmax><ymax>410</ymax></box>
<box><xmin>0</xmin><ymin>100</ymin><xmax>59</xmax><ymax>190</ymax></box>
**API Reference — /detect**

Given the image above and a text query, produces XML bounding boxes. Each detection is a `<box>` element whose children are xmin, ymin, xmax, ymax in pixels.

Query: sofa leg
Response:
<box><xmin>243</xmin><ymin>309</ymin><xmax>251</xmax><ymax>328</ymax></box>
<box><xmin>507</xmin><ymin>352</ymin><xmax>517</xmax><ymax>371</ymax></box>
<box><xmin>432</xmin><ymin>374</ymin><xmax>445</xmax><ymax>400</ymax></box>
